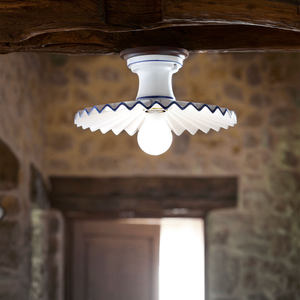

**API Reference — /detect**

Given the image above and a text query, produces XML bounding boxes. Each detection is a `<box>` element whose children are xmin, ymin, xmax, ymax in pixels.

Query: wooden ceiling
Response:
<box><xmin>0</xmin><ymin>0</ymin><xmax>299</xmax><ymax>55</ymax></box>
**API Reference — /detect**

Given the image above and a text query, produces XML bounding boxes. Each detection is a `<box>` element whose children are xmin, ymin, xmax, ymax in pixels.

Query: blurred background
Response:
<box><xmin>0</xmin><ymin>52</ymin><xmax>299</xmax><ymax>300</ymax></box>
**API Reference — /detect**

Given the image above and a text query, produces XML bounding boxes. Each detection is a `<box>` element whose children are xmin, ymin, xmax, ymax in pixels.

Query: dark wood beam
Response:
<box><xmin>1</xmin><ymin>25</ymin><xmax>299</xmax><ymax>55</ymax></box>
<box><xmin>50</xmin><ymin>177</ymin><xmax>237</xmax><ymax>218</ymax></box>
<box><xmin>163</xmin><ymin>0</ymin><xmax>300</xmax><ymax>32</ymax></box>
<box><xmin>0</xmin><ymin>0</ymin><xmax>299</xmax><ymax>54</ymax></box>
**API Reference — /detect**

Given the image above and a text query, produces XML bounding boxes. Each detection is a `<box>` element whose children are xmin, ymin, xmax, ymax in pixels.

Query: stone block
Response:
<box><xmin>271</xmin><ymin>235</ymin><xmax>291</xmax><ymax>258</ymax></box>
<box><xmin>79</xmin><ymin>138</ymin><xmax>95</xmax><ymax>156</ymax></box>
<box><xmin>259</xmin><ymin>260</ymin><xmax>287</xmax><ymax>278</ymax></box>
<box><xmin>212</xmin><ymin>155</ymin><xmax>237</xmax><ymax>171</ymax></box>
<box><xmin>280</xmin><ymin>151</ymin><xmax>299</xmax><ymax>168</ymax></box>
<box><xmin>237</xmin><ymin>242</ymin><xmax>269</xmax><ymax>256</ymax></box>
<box><xmin>246</xmin><ymin>64</ymin><xmax>262</xmax><ymax>86</ymax></box>
<box><xmin>0</xmin><ymin>291</ymin><xmax>18</xmax><ymax>300</ymax></box>
<box><xmin>48</xmin><ymin>236</ymin><xmax>59</xmax><ymax>255</ymax></box>
<box><xmin>242</xmin><ymin>114</ymin><xmax>263</xmax><ymax>127</ymax></box>
<box><xmin>48</xmin><ymin>265</ymin><xmax>58</xmax><ymax>300</ymax></box>
<box><xmin>30</xmin><ymin>165</ymin><xmax>50</xmax><ymax>209</ymax></box>
<box><xmin>244</xmin><ymin>151</ymin><xmax>270</xmax><ymax>171</ymax></box>
<box><xmin>96</xmin><ymin>66</ymin><xmax>120</xmax><ymax>81</ymax></box>
<box><xmin>49</xmin><ymin>71</ymin><xmax>68</xmax><ymax>86</ymax></box>
<box><xmin>73</xmin><ymin>68</ymin><xmax>89</xmax><ymax>84</ymax></box>
<box><xmin>0</xmin><ymin>139</ymin><xmax>19</xmax><ymax>190</ymax></box>
<box><xmin>250</xmin><ymin>94</ymin><xmax>272</xmax><ymax>108</ymax></box>
<box><xmin>261</xmin><ymin>130</ymin><xmax>273</xmax><ymax>149</ymax></box>
<box><xmin>209</xmin><ymin>249</ymin><xmax>240</xmax><ymax>295</ymax></box>
<box><xmin>73</xmin><ymin>88</ymin><xmax>97</xmax><ymax>105</ymax></box>
<box><xmin>48</xmin><ymin>133</ymin><xmax>73</xmax><ymax>152</ymax></box>
<box><xmin>242</xmin><ymin>271</ymin><xmax>257</xmax><ymax>289</ymax></box>
<box><xmin>286</xmin><ymin>270</ymin><xmax>300</xmax><ymax>293</ymax></box>
<box><xmin>57</xmin><ymin>110</ymin><xmax>74</xmax><ymax>126</ymax></box>
<box><xmin>289</xmin><ymin>87</ymin><xmax>300</xmax><ymax>108</ymax></box>
<box><xmin>87</xmin><ymin>156</ymin><xmax>119</xmax><ymax>171</ymax></box>
<box><xmin>211</xmin><ymin>228</ymin><xmax>229</xmax><ymax>245</ymax></box>
<box><xmin>268</xmin><ymin>171</ymin><xmax>298</xmax><ymax>198</ymax></box>
<box><xmin>259</xmin><ymin>277</ymin><xmax>282</xmax><ymax>298</ymax></box>
<box><xmin>0</xmin><ymin>195</ymin><xmax>20</xmax><ymax>215</ymax></box>
<box><xmin>0</xmin><ymin>246</ymin><xmax>19</xmax><ymax>269</ymax></box>
<box><xmin>0</xmin><ymin>221</ymin><xmax>21</xmax><ymax>269</ymax></box>
<box><xmin>255</xmin><ymin>217</ymin><xmax>291</xmax><ymax>235</ymax></box>
<box><xmin>242</xmin><ymin>190</ymin><xmax>271</xmax><ymax>213</ymax></box>
<box><xmin>243</xmin><ymin>133</ymin><xmax>260</xmax><ymax>147</ymax></box>
<box><xmin>231</xmin><ymin>66</ymin><xmax>242</xmax><ymax>80</ymax></box>
<box><xmin>248</xmin><ymin>294</ymin><xmax>269</xmax><ymax>300</ymax></box>
<box><xmin>48</xmin><ymin>215</ymin><xmax>61</xmax><ymax>235</ymax></box>
<box><xmin>48</xmin><ymin>89</ymin><xmax>69</xmax><ymax>105</ymax></box>
<box><xmin>48</xmin><ymin>160</ymin><xmax>71</xmax><ymax>172</ymax></box>
<box><xmin>242</xmin><ymin>256</ymin><xmax>258</xmax><ymax>269</ymax></box>
<box><xmin>269</xmin><ymin>108</ymin><xmax>297</xmax><ymax>127</ymax></box>
<box><xmin>276</xmin><ymin>294</ymin><xmax>296</xmax><ymax>300</ymax></box>
<box><xmin>223</xmin><ymin>83</ymin><xmax>244</xmax><ymax>102</ymax></box>
<box><xmin>0</xmin><ymin>221</ymin><xmax>20</xmax><ymax>245</ymax></box>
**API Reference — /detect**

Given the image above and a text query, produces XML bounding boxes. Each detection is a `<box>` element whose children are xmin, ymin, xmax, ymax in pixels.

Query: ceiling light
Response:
<box><xmin>75</xmin><ymin>47</ymin><xmax>237</xmax><ymax>156</ymax></box>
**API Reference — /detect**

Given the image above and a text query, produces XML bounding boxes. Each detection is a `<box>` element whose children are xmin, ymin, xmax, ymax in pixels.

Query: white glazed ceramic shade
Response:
<box><xmin>74</xmin><ymin>99</ymin><xmax>237</xmax><ymax>136</ymax></box>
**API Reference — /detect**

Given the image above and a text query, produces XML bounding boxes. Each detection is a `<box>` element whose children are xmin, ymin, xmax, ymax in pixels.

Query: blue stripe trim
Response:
<box><xmin>76</xmin><ymin>101</ymin><xmax>234</xmax><ymax>119</ymax></box>
<box><xmin>136</xmin><ymin>96</ymin><xmax>174</xmax><ymax>100</ymax></box>
<box><xmin>128</xmin><ymin>59</ymin><xmax>182</xmax><ymax>67</ymax></box>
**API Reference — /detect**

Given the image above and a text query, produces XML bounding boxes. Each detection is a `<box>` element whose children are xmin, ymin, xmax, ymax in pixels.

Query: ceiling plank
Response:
<box><xmin>1</xmin><ymin>25</ymin><xmax>299</xmax><ymax>55</ymax></box>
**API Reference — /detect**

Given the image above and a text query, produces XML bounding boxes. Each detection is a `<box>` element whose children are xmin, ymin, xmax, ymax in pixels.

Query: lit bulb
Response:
<box><xmin>137</xmin><ymin>112</ymin><xmax>173</xmax><ymax>156</ymax></box>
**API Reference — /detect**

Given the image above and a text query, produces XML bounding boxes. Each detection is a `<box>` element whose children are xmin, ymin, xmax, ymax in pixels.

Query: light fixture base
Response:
<box><xmin>121</xmin><ymin>47</ymin><xmax>189</xmax><ymax>101</ymax></box>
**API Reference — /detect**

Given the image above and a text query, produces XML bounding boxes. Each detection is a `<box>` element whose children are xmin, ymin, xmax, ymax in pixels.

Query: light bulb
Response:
<box><xmin>137</xmin><ymin>112</ymin><xmax>173</xmax><ymax>156</ymax></box>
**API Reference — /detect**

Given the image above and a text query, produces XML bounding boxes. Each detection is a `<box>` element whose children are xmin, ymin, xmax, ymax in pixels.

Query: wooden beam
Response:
<box><xmin>0</xmin><ymin>0</ymin><xmax>299</xmax><ymax>54</ymax></box>
<box><xmin>1</xmin><ymin>0</ymin><xmax>299</xmax><ymax>43</ymax></box>
<box><xmin>50</xmin><ymin>177</ymin><xmax>237</xmax><ymax>218</ymax></box>
<box><xmin>163</xmin><ymin>0</ymin><xmax>300</xmax><ymax>32</ymax></box>
<box><xmin>1</xmin><ymin>25</ymin><xmax>299</xmax><ymax>55</ymax></box>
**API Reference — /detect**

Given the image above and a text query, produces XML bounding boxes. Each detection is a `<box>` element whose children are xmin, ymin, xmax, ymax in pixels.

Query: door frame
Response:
<box><xmin>50</xmin><ymin>176</ymin><xmax>238</xmax><ymax>300</ymax></box>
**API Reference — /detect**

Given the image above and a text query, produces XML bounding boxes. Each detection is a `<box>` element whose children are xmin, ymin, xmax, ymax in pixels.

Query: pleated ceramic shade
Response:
<box><xmin>75</xmin><ymin>99</ymin><xmax>237</xmax><ymax>136</ymax></box>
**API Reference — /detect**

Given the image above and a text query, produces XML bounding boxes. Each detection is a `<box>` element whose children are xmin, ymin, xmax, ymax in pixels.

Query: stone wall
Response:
<box><xmin>29</xmin><ymin>210</ymin><xmax>64</xmax><ymax>300</ymax></box>
<box><xmin>0</xmin><ymin>54</ymin><xmax>64</xmax><ymax>300</ymax></box>
<box><xmin>0</xmin><ymin>51</ymin><xmax>299</xmax><ymax>300</ymax></box>
<box><xmin>45</xmin><ymin>53</ymin><xmax>300</xmax><ymax>300</ymax></box>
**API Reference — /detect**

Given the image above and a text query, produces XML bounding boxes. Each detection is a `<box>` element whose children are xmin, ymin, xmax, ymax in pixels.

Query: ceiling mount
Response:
<box><xmin>120</xmin><ymin>46</ymin><xmax>189</xmax><ymax>61</ymax></box>
<box><xmin>75</xmin><ymin>46</ymin><xmax>237</xmax><ymax>156</ymax></box>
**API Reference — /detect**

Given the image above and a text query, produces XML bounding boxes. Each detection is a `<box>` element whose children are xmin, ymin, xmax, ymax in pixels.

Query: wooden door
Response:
<box><xmin>70</xmin><ymin>220</ymin><xmax>160</xmax><ymax>300</ymax></box>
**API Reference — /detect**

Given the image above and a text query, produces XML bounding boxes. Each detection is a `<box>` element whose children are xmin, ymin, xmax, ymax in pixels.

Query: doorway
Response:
<box><xmin>67</xmin><ymin>218</ymin><xmax>204</xmax><ymax>300</ymax></box>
